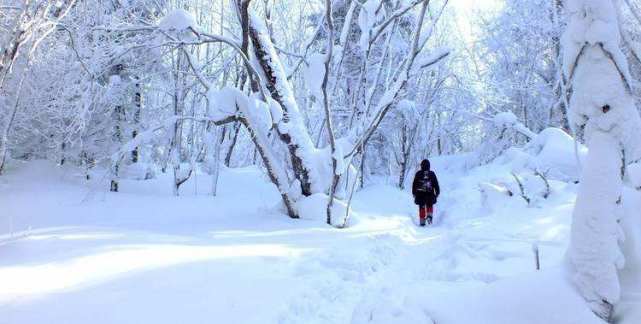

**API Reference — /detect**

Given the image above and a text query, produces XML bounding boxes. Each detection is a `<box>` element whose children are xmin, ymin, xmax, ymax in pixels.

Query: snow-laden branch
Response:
<box><xmin>112</xmin><ymin>115</ymin><xmax>237</xmax><ymax>163</ymax></box>
<box><xmin>286</xmin><ymin>13</ymin><xmax>326</xmax><ymax>79</ymax></box>
<box><xmin>418</xmin><ymin>48</ymin><xmax>450</xmax><ymax>70</ymax></box>
<box><xmin>479</xmin><ymin>111</ymin><xmax>537</xmax><ymax>140</ymax></box>
<box><xmin>345</xmin><ymin>0</ymin><xmax>447</xmax><ymax>159</ymax></box>
<box><xmin>368</xmin><ymin>0</ymin><xmax>429</xmax><ymax>47</ymax></box>
<box><xmin>1</xmin><ymin>0</ymin><xmax>78</xmax><ymax>87</ymax></box>
<box><xmin>57</xmin><ymin>24</ymin><xmax>94</xmax><ymax>78</ymax></box>
<box><xmin>147</xmin><ymin>13</ymin><xmax>273</xmax><ymax>101</ymax></box>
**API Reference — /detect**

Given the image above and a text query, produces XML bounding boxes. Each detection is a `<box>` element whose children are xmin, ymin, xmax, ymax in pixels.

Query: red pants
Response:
<box><xmin>419</xmin><ymin>205</ymin><xmax>434</xmax><ymax>223</ymax></box>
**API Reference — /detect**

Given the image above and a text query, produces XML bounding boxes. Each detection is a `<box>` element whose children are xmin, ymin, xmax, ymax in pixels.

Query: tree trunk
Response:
<box><xmin>248</xmin><ymin>16</ymin><xmax>319</xmax><ymax>196</ymax></box>
<box><xmin>171</xmin><ymin>51</ymin><xmax>192</xmax><ymax>196</ymax></box>
<box><xmin>563</xmin><ymin>1</ymin><xmax>641</xmax><ymax>320</ymax></box>
<box><xmin>0</xmin><ymin>76</ymin><xmax>23</xmax><ymax>175</ymax></box>
<box><xmin>235</xmin><ymin>0</ymin><xmax>259</xmax><ymax>92</ymax></box>
<box><xmin>322</xmin><ymin>0</ymin><xmax>339</xmax><ymax>226</ymax></box>
<box><xmin>238</xmin><ymin>117</ymin><xmax>299</xmax><ymax>218</ymax></box>
<box><xmin>224</xmin><ymin>122</ymin><xmax>241</xmax><ymax>167</ymax></box>
<box><xmin>110</xmin><ymin>103</ymin><xmax>124</xmax><ymax>192</ymax></box>
<box><xmin>131</xmin><ymin>78</ymin><xmax>142</xmax><ymax>163</ymax></box>
<box><xmin>398</xmin><ymin>126</ymin><xmax>408</xmax><ymax>189</ymax></box>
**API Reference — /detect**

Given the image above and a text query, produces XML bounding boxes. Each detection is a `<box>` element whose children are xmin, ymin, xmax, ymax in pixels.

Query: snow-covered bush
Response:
<box><xmin>476</xmin><ymin>112</ymin><xmax>535</xmax><ymax>165</ymax></box>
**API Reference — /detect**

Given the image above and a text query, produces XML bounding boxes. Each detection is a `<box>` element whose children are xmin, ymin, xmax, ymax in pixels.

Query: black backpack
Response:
<box><xmin>416</xmin><ymin>171</ymin><xmax>433</xmax><ymax>193</ymax></box>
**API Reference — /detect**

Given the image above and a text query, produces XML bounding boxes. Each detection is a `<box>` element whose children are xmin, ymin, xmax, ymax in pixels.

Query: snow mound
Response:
<box><xmin>305</xmin><ymin>139</ymin><xmax>359</xmax><ymax>200</ymax></box>
<box><xmin>351</xmin><ymin>288</ymin><xmax>435</xmax><ymax>324</ymax></box>
<box><xmin>626</xmin><ymin>162</ymin><xmax>641</xmax><ymax>188</ymax></box>
<box><xmin>488</xmin><ymin>127</ymin><xmax>585</xmax><ymax>182</ymax></box>
<box><xmin>478</xmin><ymin>181</ymin><xmax>525</xmax><ymax>212</ymax></box>
<box><xmin>120</xmin><ymin>162</ymin><xmax>157</xmax><ymax>180</ymax></box>
<box><xmin>416</xmin><ymin>268</ymin><xmax>603</xmax><ymax>324</ymax></box>
<box><xmin>353</xmin><ymin>183</ymin><xmax>415</xmax><ymax>217</ymax></box>
<box><xmin>296</xmin><ymin>193</ymin><xmax>356</xmax><ymax>226</ymax></box>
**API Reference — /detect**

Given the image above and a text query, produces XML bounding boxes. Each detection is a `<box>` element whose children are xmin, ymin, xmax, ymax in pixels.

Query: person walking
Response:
<box><xmin>412</xmin><ymin>159</ymin><xmax>440</xmax><ymax>226</ymax></box>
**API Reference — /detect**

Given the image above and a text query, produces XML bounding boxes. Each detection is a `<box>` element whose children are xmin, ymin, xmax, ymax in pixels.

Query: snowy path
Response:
<box><xmin>0</xmin><ymin>161</ymin><xmax>622</xmax><ymax>323</ymax></box>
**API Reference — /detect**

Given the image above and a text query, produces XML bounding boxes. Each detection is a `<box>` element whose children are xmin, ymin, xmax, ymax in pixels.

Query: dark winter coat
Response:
<box><xmin>412</xmin><ymin>161</ymin><xmax>440</xmax><ymax>206</ymax></box>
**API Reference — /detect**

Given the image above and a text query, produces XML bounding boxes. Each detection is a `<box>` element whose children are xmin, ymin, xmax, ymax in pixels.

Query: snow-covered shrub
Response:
<box><xmin>478</xmin><ymin>170</ymin><xmax>552</xmax><ymax>211</ymax></box>
<box><xmin>476</xmin><ymin>112</ymin><xmax>535</xmax><ymax>165</ymax></box>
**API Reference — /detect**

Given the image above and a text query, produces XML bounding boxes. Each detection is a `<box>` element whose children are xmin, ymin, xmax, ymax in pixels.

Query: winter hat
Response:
<box><xmin>420</xmin><ymin>159</ymin><xmax>430</xmax><ymax>171</ymax></box>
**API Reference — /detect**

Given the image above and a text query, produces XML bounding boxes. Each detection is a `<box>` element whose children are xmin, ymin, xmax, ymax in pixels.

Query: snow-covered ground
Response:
<box><xmin>0</xmin><ymin>156</ymin><xmax>638</xmax><ymax>323</ymax></box>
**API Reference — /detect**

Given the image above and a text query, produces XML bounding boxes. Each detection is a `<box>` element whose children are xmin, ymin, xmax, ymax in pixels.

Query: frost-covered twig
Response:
<box><xmin>532</xmin><ymin>243</ymin><xmax>540</xmax><ymax>270</ymax></box>
<box><xmin>534</xmin><ymin>169</ymin><xmax>551</xmax><ymax>199</ymax></box>
<box><xmin>285</xmin><ymin>8</ymin><xmax>326</xmax><ymax>80</ymax></box>
<box><xmin>339</xmin><ymin>160</ymin><xmax>362</xmax><ymax>229</ymax></box>
<box><xmin>368</xmin><ymin>0</ymin><xmax>429</xmax><ymax>46</ymax></box>
<box><xmin>511</xmin><ymin>172</ymin><xmax>530</xmax><ymax>205</ymax></box>
<box><xmin>57</xmin><ymin>24</ymin><xmax>94</xmax><ymax>79</ymax></box>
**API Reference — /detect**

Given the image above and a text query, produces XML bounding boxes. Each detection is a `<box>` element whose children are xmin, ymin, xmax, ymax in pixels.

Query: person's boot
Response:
<box><xmin>420</xmin><ymin>218</ymin><xmax>426</xmax><ymax>227</ymax></box>
<box><xmin>427</xmin><ymin>215</ymin><xmax>433</xmax><ymax>225</ymax></box>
